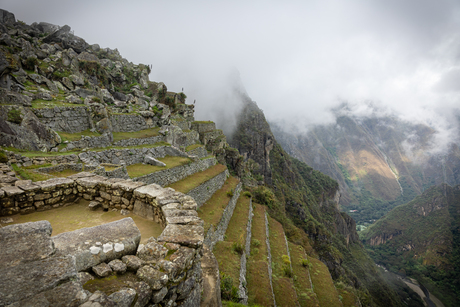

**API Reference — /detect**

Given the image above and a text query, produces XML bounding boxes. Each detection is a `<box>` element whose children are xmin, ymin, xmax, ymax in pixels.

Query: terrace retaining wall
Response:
<box><xmin>187</xmin><ymin>169</ymin><xmax>229</xmax><ymax>208</ymax></box>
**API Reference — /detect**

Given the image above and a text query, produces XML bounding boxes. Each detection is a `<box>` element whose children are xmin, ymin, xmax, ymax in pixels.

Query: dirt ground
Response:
<box><xmin>2</xmin><ymin>199</ymin><xmax>164</xmax><ymax>243</ymax></box>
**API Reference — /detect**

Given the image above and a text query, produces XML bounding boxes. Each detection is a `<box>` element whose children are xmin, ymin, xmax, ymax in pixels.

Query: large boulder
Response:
<box><xmin>52</xmin><ymin>218</ymin><xmax>141</xmax><ymax>271</ymax></box>
<box><xmin>43</xmin><ymin>25</ymin><xmax>88</xmax><ymax>53</ymax></box>
<box><xmin>0</xmin><ymin>9</ymin><xmax>15</xmax><ymax>25</ymax></box>
<box><xmin>144</xmin><ymin>155</ymin><xmax>166</xmax><ymax>167</ymax></box>
<box><xmin>0</xmin><ymin>220</ymin><xmax>55</xmax><ymax>269</ymax></box>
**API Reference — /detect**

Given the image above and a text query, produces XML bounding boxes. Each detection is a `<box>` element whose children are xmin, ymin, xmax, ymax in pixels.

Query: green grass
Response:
<box><xmin>23</xmin><ymin>163</ymin><xmax>53</xmax><ymax>169</ymax></box>
<box><xmin>112</xmin><ymin>127</ymin><xmax>160</xmax><ymax>142</ymax></box>
<box><xmin>309</xmin><ymin>257</ymin><xmax>343</xmax><ymax>307</ymax></box>
<box><xmin>31</xmin><ymin>99</ymin><xmax>84</xmax><ymax>108</ymax></box>
<box><xmin>185</xmin><ymin>144</ymin><xmax>203</xmax><ymax>152</ymax></box>
<box><xmin>126</xmin><ymin>156</ymin><xmax>192</xmax><ymax>178</ymax></box>
<box><xmin>213</xmin><ymin>195</ymin><xmax>251</xmax><ymax>296</ymax></box>
<box><xmin>267</xmin><ymin>215</ymin><xmax>300</xmax><ymax>307</ymax></box>
<box><xmin>48</xmin><ymin>169</ymin><xmax>81</xmax><ymax>177</ymax></box>
<box><xmin>196</xmin><ymin>176</ymin><xmax>239</xmax><ymax>232</ymax></box>
<box><xmin>288</xmin><ymin>242</ymin><xmax>320</xmax><ymax>307</ymax></box>
<box><xmin>193</xmin><ymin>120</ymin><xmax>214</xmax><ymax>124</ymax></box>
<box><xmin>11</xmin><ymin>164</ymin><xmax>53</xmax><ymax>182</ymax></box>
<box><xmin>57</xmin><ymin>129</ymin><xmax>101</xmax><ymax>142</ymax></box>
<box><xmin>246</xmin><ymin>204</ymin><xmax>274</xmax><ymax>307</ymax></box>
<box><xmin>167</xmin><ymin>164</ymin><xmax>227</xmax><ymax>194</ymax></box>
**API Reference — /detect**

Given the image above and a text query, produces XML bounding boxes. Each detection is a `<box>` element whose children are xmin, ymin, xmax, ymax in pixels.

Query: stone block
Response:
<box><xmin>133</xmin><ymin>183</ymin><xmax>164</xmax><ymax>199</ymax></box>
<box><xmin>108</xmin><ymin>259</ymin><xmax>127</xmax><ymax>274</ymax></box>
<box><xmin>0</xmin><ymin>256</ymin><xmax>77</xmax><ymax>306</ymax></box>
<box><xmin>1</xmin><ymin>185</ymin><xmax>24</xmax><ymax>197</ymax></box>
<box><xmin>92</xmin><ymin>262</ymin><xmax>112</xmax><ymax>277</ymax></box>
<box><xmin>108</xmin><ymin>288</ymin><xmax>136</xmax><ymax>306</ymax></box>
<box><xmin>0</xmin><ymin>220</ymin><xmax>55</xmax><ymax>269</ymax></box>
<box><xmin>137</xmin><ymin>241</ymin><xmax>168</xmax><ymax>262</ymax></box>
<box><xmin>158</xmin><ymin>224</ymin><xmax>204</xmax><ymax>248</ymax></box>
<box><xmin>166</xmin><ymin>216</ymin><xmax>204</xmax><ymax>226</ymax></box>
<box><xmin>76</xmin><ymin>175</ymin><xmax>107</xmax><ymax>188</ymax></box>
<box><xmin>121</xmin><ymin>255</ymin><xmax>143</xmax><ymax>272</ymax></box>
<box><xmin>112</xmin><ymin>180</ymin><xmax>146</xmax><ymax>192</ymax></box>
<box><xmin>136</xmin><ymin>266</ymin><xmax>168</xmax><ymax>290</ymax></box>
<box><xmin>53</xmin><ymin>218</ymin><xmax>141</xmax><ymax>271</ymax></box>
<box><xmin>133</xmin><ymin>199</ymin><xmax>155</xmax><ymax>221</ymax></box>
<box><xmin>125</xmin><ymin>281</ymin><xmax>152</xmax><ymax>307</ymax></box>
<box><xmin>37</xmin><ymin>177</ymin><xmax>74</xmax><ymax>191</ymax></box>
<box><xmin>88</xmin><ymin>201</ymin><xmax>101</xmax><ymax>210</ymax></box>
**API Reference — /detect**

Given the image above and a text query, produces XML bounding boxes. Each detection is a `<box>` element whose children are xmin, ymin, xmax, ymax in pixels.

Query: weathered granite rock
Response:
<box><xmin>108</xmin><ymin>288</ymin><xmax>136</xmax><ymax>307</ymax></box>
<box><xmin>136</xmin><ymin>266</ymin><xmax>169</xmax><ymax>290</ymax></box>
<box><xmin>200</xmin><ymin>246</ymin><xmax>222</xmax><ymax>307</ymax></box>
<box><xmin>144</xmin><ymin>155</ymin><xmax>166</xmax><ymax>167</ymax></box>
<box><xmin>108</xmin><ymin>259</ymin><xmax>127</xmax><ymax>274</ymax></box>
<box><xmin>92</xmin><ymin>262</ymin><xmax>113</xmax><ymax>277</ymax></box>
<box><xmin>125</xmin><ymin>281</ymin><xmax>152</xmax><ymax>307</ymax></box>
<box><xmin>80</xmin><ymin>290</ymin><xmax>115</xmax><ymax>307</ymax></box>
<box><xmin>52</xmin><ymin>218</ymin><xmax>141</xmax><ymax>271</ymax></box>
<box><xmin>0</xmin><ymin>220</ymin><xmax>55</xmax><ymax>269</ymax></box>
<box><xmin>0</xmin><ymin>256</ymin><xmax>77</xmax><ymax>306</ymax></box>
<box><xmin>89</xmin><ymin>200</ymin><xmax>101</xmax><ymax>210</ymax></box>
<box><xmin>169</xmin><ymin>246</ymin><xmax>195</xmax><ymax>271</ymax></box>
<box><xmin>121</xmin><ymin>255</ymin><xmax>143</xmax><ymax>272</ymax></box>
<box><xmin>151</xmin><ymin>287</ymin><xmax>168</xmax><ymax>304</ymax></box>
<box><xmin>157</xmin><ymin>224</ymin><xmax>204</xmax><ymax>248</ymax></box>
<box><xmin>137</xmin><ymin>241</ymin><xmax>168</xmax><ymax>262</ymax></box>
<box><xmin>78</xmin><ymin>271</ymin><xmax>95</xmax><ymax>286</ymax></box>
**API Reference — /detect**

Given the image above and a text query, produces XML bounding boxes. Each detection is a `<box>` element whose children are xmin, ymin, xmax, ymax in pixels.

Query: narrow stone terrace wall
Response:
<box><xmin>5</xmin><ymin>151</ymin><xmax>79</xmax><ymax>167</ymax></box>
<box><xmin>110</xmin><ymin>114</ymin><xmax>154</xmax><ymax>132</ymax></box>
<box><xmin>204</xmin><ymin>182</ymin><xmax>242</xmax><ymax>249</ymax></box>
<box><xmin>112</xmin><ymin>135</ymin><xmax>165</xmax><ymax>147</ymax></box>
<box><xmin>188</xmin><ymin>169</ymin><xmax>229</xmax><ymax>208</ymax></box>
<box><xmin>133</xmin><ymin>157</ymin><xmax>217</xmax><ymax>187</ymax></box>
<box><xmin>186</xmin><ymin>145</ymin><xmax>208</xmax><ymax>159</ymax></box>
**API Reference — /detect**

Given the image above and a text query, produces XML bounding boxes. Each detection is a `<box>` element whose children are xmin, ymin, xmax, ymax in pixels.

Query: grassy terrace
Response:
<box><xmin>288</xmin><ymin>242</ymin><xmax>320</xmax><ymax>307</ymax></box>
<box><xmin>267</xmin><ymin>216</ymin><xmax>300</xmax><ymax>307</ymax></box>
<box><xmin>185</xmin><ymin>144</ymin><xmax>203</xmax><ymax>152</ymax></box>
<box><xmin>126</xmin><ymin>156</ymin><xmax>192</xmax><ymax>178</ymax></box>
<box><xmin>195</xmin><ymin>176</ymin><xmax>239</xmax><ymax>232</ymax></box>
<box><xmin>2</xmin><ymin>141</ymin><xmax>171</xmax><ymax>158</ymax></box>
<box><xmin>337</xmin><ymin>288</ymin><xmax>360</xmax><ymax>307</ymax></box>
<box><xmin>167</xmin><ymin>164</ymin><xmax>227</xmax><ymax>194</ymax></box>
<box><xmin>31</xmin><ymin>99</ymin><xmax>84</xmax><ymax>109</ymax></box>
<box><xmin>246</xmin><ymin>203</ymin><xmax>274</xmax><ymax>307</ymax></box>
<box><xmin>214</xmin><ymin>196</ymin><xmax>251</xmax><ymax>297</ymax></box>
<box><xmin>112</xmin><ymin>127</ymin><xmax>160</xmax><ymax>142</ymax></box>
<box><xmin>58</xmin><ymin>129</ymin><xmax>100</xmax><ymax>142</ymax></box>
<box><xmin>309</xmin><ymin>257</ymin><xmax>343</xmax><ymax>307</ymax></box>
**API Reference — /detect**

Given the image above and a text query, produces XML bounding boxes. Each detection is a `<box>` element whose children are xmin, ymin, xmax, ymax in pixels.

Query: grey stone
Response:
<box><xmin>169</xmin><ymin>246</ymin><xmax>195</xmax><ymax>271</ymax></box>
<box><xmin>125</xmin><ymin>281</ymin><xmax>152</xmax><ymax>307</ymax></box>
<box><xmin>0</xmin><ymin>256</ymin><xmax>77</xmax><ymax>306</ymax></box>
<box><xmin>92</xmin><ymin>262</ymin><xmax>112</xmax><ymax>277</ymax></box>
<box><xmin>89</xmin><ymin>200</ymin><xmax>101</xmax><ymax>210</ymax></box>
<box><xmin>78</xmin><ymin>271</ymin><xmax>94</xmax><ymax>286</ymax></box>
<box><xmin>108</xmin><ymin>288</ymin><xmax>136</xmax><ymax>307</ymax></box>
<box><xmin>52</xmin><ymin>218</ymin><xmax>141</xmax><ymax>271</ymax></box>
<box><xmin>108</xmin><ymin>259</ymin><xmax>127</xmax><ymax>274</ymax></box>
<box><xmin>121</xmin><ymin>255</ymin><xmax>143</xmax><ymax>272</ymax></box>
<box><xmin>136</xmin><ymin>266</ymin><xmax>169</xmax><ymax>290</ymax></box>
<box><xmin>137</xmin><ymin>241</ymin><xmax>168</xmax><ymax>262</ymax></box>
<box><xmin>80</xmin><ymin>290</ymin><xmax>115</xmax><ymax>307</ymax></box>
<box><xmin>144</xmin><ymin>155</ymin><xmax>166</xmax><ymax>167</ymax></box>
<box><xmin>151</xmin><ymin>287</ymin><xmax>168</xmax><ymax>304</ymax></box>
<box><xmin>0</xmin><ymin>220</ymin><xmax>55</xmax><ymax>269</ymax></box>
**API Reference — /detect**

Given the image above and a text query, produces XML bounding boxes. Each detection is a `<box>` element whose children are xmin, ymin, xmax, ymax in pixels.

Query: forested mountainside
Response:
<box><xmin>271</xmin><ymin>111</ymin><xmax>460</xmax><ymax>226</ymax></box>
<box><xmin>361</xmin><ymin>183</ymin><xmax>460</xmax><ymax>307</ymax></box>
<box><xmin>229</xmin><ymin>92</ymin><xmax>423</xmax><ymax>306</ymax></box>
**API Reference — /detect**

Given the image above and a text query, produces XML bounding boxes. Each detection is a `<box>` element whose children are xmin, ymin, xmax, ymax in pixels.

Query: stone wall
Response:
<box><xmin>191</xmin><ymin>122</ymin><xmax>216</xmax><ymax>134</ymax></box>
<box><xmin>238</xmin><ymin>198</ymin><xmax>253</xmax><ymax>304</ymax></box>
<box><xmin>0</xmin><ymin>172</ymin><xmax>205</xmax><ymax>306</ymax></box>
<box><xmin>186</xmin><ymin>145</ymin><xmax>208</xmax><ymax>158</ymax></box>
<box><xmin>37</xmin><ymin>163</ymin><xmax>83</xmax><ymax>174</ymax></box>
<box><xmin>204</xmin><ymin>182</ymin><xmax>242</xmax><ymax>249</ymax></box>
<box><xmin>5</xmin><ymin>150</ymin><xmax>79</xmax><ymax>167</ymax></box>
<box><xmin>133</xmin><ymin>157</ymin><xmax>217</xmax><ymax>187</ymax></box>
<box><xmin>92</xmin><ymin>164</ymin><xmax>129</xmax><ymax>179</ymax></box>
<box><xmin>112</xmin><ymin>135</ymin><xmax>166</xmax><ymax>147</ymax></box>
<box><xmin>62</xmin><ymin>133</ymin><xmax>113</xmax><ymax>151</ymax></box>
<box><xmin>187</xmin><ymin>169</ymin><xmax>229</xmax><ymax>208</ymax></box>
<box><xmin>78</xmin><ymin>145</ymin><xmax>189</xmax><ymax>166</ymax></box>
<box><xmin>110</xmin><ymin>114</ymin><xmax>156</xmax><ymax>132</ymax></box>
<box><xmin>32</xmin><ymin>106</ymin><xmax>91</xmax><ymax>133</ymax></box>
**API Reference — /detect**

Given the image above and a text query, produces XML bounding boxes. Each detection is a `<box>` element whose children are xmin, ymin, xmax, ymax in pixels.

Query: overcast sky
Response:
<box><xmin>3</xmin><ymin>0</ymin><xmax>460</xmax><ymax>137</ymax></box>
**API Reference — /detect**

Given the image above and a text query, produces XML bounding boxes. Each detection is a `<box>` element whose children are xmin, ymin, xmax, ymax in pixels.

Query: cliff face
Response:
<box><xmin>362</xmin><ymin>184</ymin><xmax>460</xmax><ymax>306</ymax></box>
<box><xmin>272</xmin><ymin>112</ymin><xmax>460</xmax><ymax>225</ymax></box>
<box><xmin>230</xmin><ymin>95</ymin><xmax>410</xmax><ymax>306</ymax></box>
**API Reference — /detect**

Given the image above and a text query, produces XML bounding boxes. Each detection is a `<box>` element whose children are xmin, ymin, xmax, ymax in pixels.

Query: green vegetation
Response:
<box><xmin>185</xmin><ymin>144</ymin><xmax>203</xmax><ymax>152</ymax></box>
<box><xmin>57</xmin><ymin>129</ymin><xmax>100</xmax><ymax>142</ymax></box>
<box><xmin>112</xmin><ymin>127</ymin><xmax>160</xmax><ymax>142</ymax></box>
<box><xmin>220</xmin><ymin>272</ymin><xmax>239</xmax><ymax>302</ymax></box>
<box><xmin>24</xmin><ymin>56</ymin><xmax>38</xmax><ymax>71</ymax></box>
<box><xmin>196</xmin><ymin>176</ymin><xmax>239</xmax><ymax>232</ymax></box>
<box><xmin>126</xmin><ymin>156</ymin><xmax>191</xmax><ymax>178</ymax></box>
<box><xmin>7</xmin><ymin>108</ymin><xmax>22</xmax><ymax>125</ymax></box>
<box><xmin>167</xmin><ymin>164</ymin><xmax>227</xmax><ymax>194</ymax></box>
<box><xmin>31</xmin><ymin>99</ymin><xmax>83</xmax><ymax>108</ymax></box>
<box><xmin>11</xmin><ymin>164</ymin><xmax>52</xmax><ymax>182</ymax></box>
<box><xmin>0</xmin><ymin>149</ymin><xmax>8</xmax><ymax>163</ymax></box>
<box><xmin>309</xmin><ymin>257</ymin><xmax>343</xmax><ymax>307</ymax></box>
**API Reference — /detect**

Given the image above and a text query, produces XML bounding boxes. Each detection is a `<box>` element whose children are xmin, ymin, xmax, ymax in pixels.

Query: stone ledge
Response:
<box><xmin>158</xmin><ymin>224</ymin><xmax>204</xmax><ymax>248</ymax></box>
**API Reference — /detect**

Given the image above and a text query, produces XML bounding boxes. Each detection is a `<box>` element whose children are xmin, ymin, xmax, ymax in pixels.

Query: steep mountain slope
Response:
<box><xmin>272</xmin><ymin>110</ymin><xmax>460</xmax><ymax>225</ymax></box>
<box><xmin>362</xmin><ymin>184</ymin><xmax>460</xmax><ymax>307</ymax></box>
<box><xmin>229</xmin><ymin>93</ymin><xmax>423</xmax><ymax>307</ymax></box>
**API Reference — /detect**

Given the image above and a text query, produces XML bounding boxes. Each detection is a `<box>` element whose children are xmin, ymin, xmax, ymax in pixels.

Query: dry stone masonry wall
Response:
<box><xmin>0</xmin><ymin>171</ymin><xmax>205</xmax><ymax>306</ymax></box>
<box><xmin>187</xmin><ymin>168</ymin><xmax>229</xmax><ymax>208</ymax></box>
<box><xmin>32</xmin><ymin>106</ymin><xmax>91</xmax><ymax>133</ymax></box>
<box><xmin>133</xmin><ymin>157</ymin><xmax>218</xmax><ymax>186</ymax></box>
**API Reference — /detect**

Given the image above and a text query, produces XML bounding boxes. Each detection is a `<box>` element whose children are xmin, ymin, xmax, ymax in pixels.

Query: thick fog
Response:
<box><xmin>3</xmin><ymin>0</ymin><xmax>460</xmax><ymax>143</ymax></box>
